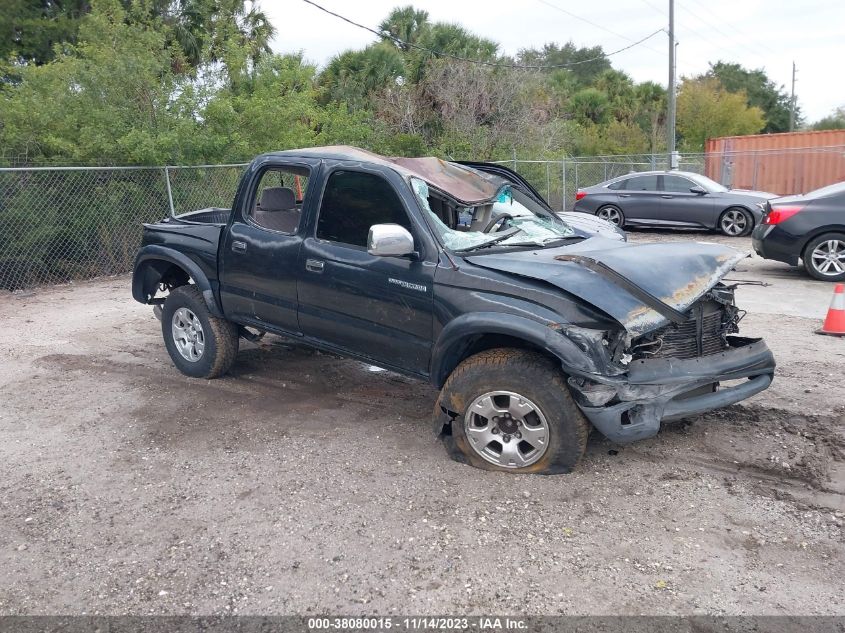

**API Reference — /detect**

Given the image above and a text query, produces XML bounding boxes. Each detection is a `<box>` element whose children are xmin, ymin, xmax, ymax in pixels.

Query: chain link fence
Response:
<box><xmin>0</xmin><ymin>164</ymin><xmax>246</xmax><ymax>290</ymax></box>
<box><xmin>2</xmin><ymin>147</ymin><xmax>844</xmax><ymax>291</ymax></box>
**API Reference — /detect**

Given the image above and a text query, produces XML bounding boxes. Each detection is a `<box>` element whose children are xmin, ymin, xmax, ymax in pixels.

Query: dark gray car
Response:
<box><xmin>573</xmin><ymin>170</ymin><xmax>776</xmax><ymax>236</ymax></box>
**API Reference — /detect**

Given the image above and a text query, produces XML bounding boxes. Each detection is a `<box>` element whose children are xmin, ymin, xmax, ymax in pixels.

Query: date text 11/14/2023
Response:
<box><xmin>306</xmin><ymin>617</ymin><xmax>528</xmax><ymax>630</ymax></box>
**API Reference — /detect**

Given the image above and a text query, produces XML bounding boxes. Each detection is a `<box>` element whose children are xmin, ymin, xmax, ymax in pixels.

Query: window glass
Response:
<box><xmin>625</xmin><ymin>175</ymin><xmax>658</xmax><ymax>191</ymax></box>
<box><xmin>607</xmin><ymin>179</ymin><xmax>627</xmax><ymax>190</ymax></box>
<box><xmin>662</xmin><ymin>174</ymin><xmax>696</xmax><ymax>193</ymax></box>
<box><xmin>250</xmin><ymin>166</ymin><xmax>310</xmax><ymax>233</ymax></box>
<box><xmin>412</xmin><ymin>179</ymin><xmax>574</xmax><ymax>252</ymax></box>
<box><xmin>316</xmin><ymin>170</ymin><xmax>412</xmax><ymax>247</ymax></box>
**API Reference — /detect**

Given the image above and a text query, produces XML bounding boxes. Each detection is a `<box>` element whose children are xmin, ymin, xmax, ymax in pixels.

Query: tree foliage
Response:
<box><xmin>0</xmin><ymin>2</ymin><xmax>783</xmax><ymax>166</ymax></box>
<box><xmin>676</xmin><ymin>77</ymin><xmax>765</xmax><ymax>151</ymax></box>
<box><xmin>703</xmin><ymin>61</ymin><xmax>797</xmax><ymax>133</ymax></box>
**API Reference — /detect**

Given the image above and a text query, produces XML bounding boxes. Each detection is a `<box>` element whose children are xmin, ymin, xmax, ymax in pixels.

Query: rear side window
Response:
<box><xmin>250</xmin><ymin>166</ymin><xmax>310</xmax><ymax>233</ymax></box>
<box><xmin>316</xmin><ymin>170</ymin><xmax>413</xmax><ymax>247</ymax></box>
<box><xmin>607</xmin><ymin>179</ymin><xmax>627</xmax><ymax>190</ymax></box>
<box><xmin>662</xmin><ymin>174</ymin><xmax>696</xmax><ymax>193</ymax></box>
<box><xmin>625</xmin><ymin>175</ymin><xmax>658</xmax><ymax>191</ymax></box>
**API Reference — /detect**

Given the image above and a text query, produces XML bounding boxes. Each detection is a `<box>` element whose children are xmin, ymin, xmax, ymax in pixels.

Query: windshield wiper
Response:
<box><xmin>453</xmin><ymin>227</ymin><xmax>524</xmax><ymax>253</ymax></box>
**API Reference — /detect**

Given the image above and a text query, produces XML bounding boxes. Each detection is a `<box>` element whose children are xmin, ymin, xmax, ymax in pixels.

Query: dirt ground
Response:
<box><xmin>1</xmin><ymin>230</ymin><xmax>843</xmax><ymax>616</ymax></box>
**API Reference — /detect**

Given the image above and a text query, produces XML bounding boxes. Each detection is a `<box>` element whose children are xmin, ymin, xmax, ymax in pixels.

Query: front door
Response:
<box><xmin>297</xmin><ymin>167</ymin><xmax>435</xmax><ymax>375</ymax></box>
<box><xmin>219</xmin><ymin>160</ymin><xmax>318</xmax><ymax>334</ymax></box>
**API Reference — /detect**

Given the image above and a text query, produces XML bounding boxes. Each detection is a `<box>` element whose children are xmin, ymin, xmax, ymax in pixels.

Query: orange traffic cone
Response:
<box><xmin>817</xmin><ymin>283</ymin><xmax>845</xmax><ymax>336</ymax></box>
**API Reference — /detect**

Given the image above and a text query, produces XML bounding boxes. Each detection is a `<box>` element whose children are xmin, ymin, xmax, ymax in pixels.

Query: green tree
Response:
<box><xmin>676</xmin><ymin>77</ymin><xmax>765</xmax><ymax>151</ymax></box>
<box><xmin>518</xmin><ymin>42</ymin><xmax>611</xmax><ymax>86</ymax></box>
<box><xmin>0</xmin><ymin>0</ymin><xmax>90</xmax><ymax>65</ymax></box>
<box><xmin>811</xmin><ymin>106</ymin><xmax>845</xmax><ymax>130</ymax></box>
<box><xmin>704</xmin><ymin>61</ymin><xmax>796</xmax><ymax>133</ymax></box>
<box><xmin>378</xmin><ymin>5</ymin><xmax>429</xmax><ymax>50</ymax></box>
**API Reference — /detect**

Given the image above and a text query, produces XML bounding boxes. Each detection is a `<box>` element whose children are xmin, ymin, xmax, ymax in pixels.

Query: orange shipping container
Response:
<box><xmin>704</xmin><ymin>129</ymin><xmax>845</xmax><ymax>195</ymax></box>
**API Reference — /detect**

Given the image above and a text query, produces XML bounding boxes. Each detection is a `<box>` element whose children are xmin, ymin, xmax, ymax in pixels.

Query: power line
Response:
<box><xmin>535</xmin><ymin>0</ymin><xmax>665</xmax><ymax>56</ymax></box>
<box><xmin>675</xmin><ymin>1</ymin><xmax>774</xmax><ymax>62</ymax></box>
<box><xmin>300</xmin><ymin>0</ymin><xmax>665</xmax><ymax>70</ymax></box>
<box><xmin>683</xmin><ymin>0</ymin><xmax>779</xmax><ymax>57</ymax></box>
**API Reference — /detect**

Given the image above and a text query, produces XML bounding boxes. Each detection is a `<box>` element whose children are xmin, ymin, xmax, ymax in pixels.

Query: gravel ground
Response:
<box><xmin>0</xmin><ymin>230</ymin><xmax>843</xmax><ymax>616</ymax></box>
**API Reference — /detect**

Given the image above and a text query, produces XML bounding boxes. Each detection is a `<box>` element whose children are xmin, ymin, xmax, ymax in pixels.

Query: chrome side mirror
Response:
<box><xmin>367</xmin><ymin>223</ymin><xmax>415</xmax><ymax>257</ymax></box>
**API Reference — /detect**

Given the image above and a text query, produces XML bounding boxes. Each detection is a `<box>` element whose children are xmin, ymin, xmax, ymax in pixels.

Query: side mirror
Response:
<box><xmin>689</xmin><ymin>186</ymin><xmax>707</xmax><ymax>195</ymax></box>
<box><xmin>368</xmin><ymin>223</ymin><xmax>415</xmax><ymax>257</ymax></box>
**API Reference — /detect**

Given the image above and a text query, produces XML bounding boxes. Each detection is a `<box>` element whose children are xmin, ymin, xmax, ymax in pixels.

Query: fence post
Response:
<box><xmin>574</xmin><ymin>162</ymin><xmax>579</xmax><ymax>195</ymax></box>
<box><xmin>512</xmin><ymin>148</ymin><xmax>517</xmax><ymax>171</ymax></box>
<box><xmin>561</xmin><ymin>159</ymin><xmax>567</xmax><ymax>212</ymax></box>
<box><xmin>545</xmin><ymin>161</ymin><xmax>551</xmax><ymax>205</ymax></box>
<box><xmin>163</xmin><ymin>166</ymin><xmax>176</xmax><ymax>217</ymax></box>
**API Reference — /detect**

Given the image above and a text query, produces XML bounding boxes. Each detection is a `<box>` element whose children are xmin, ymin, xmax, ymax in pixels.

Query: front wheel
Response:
<box><xmin>803</xmin><ymin>233</ymin><xmax>845</xmax><ymax>281</ymax></box>
<box><xmin>719</xmin><ymin>207</ymin><xmax>753</xmax><ymax>236</ymax></box>
<box><xmin>161</xmin><ymin>285</ymin><xmax>239</xmax><ymax>378</ymax></box>
<box><xmin>436</xmin><ymin>349</ymin><xmax>589</xmax><ymax>474</ymax></box>
<box><xmin>596</xmin><ymin>205</ymin><xmax>625</xmax><ymax>227</ymax></box>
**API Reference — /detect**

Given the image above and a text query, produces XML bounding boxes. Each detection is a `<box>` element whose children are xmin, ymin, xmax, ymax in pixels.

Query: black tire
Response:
<box><xmin>596</xmin><ymin>204</ymin><xmax>625</xmax><ymax>228</ymax></box>
<box><xmin>161</xmin><ymin>285</ymin><xmax>239</xmax><ymax>378</ymax></box>
<box><xmin>802</xmin><ymin>232</ymin><xmax>845</xmax><ymax>281</ymax></box>
<box><xmin>435</xmin><ymin>349</ymin><xmax>589</xmax><ymax>474</ymax></box>
<box><xmin>719</xmin><ymin>207</ymin><xmax>753</xmax><ymax>237</ymax></box>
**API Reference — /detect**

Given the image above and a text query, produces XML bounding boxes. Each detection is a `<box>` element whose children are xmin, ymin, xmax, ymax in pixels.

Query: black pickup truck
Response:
<box><xmin>132</xmin><ymin>146</ymin><xmax>775</xmax><ymax>474</ymax></box>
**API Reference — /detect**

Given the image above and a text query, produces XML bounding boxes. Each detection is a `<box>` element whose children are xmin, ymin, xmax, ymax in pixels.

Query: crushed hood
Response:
<box><xmin>466</xmin><ymin>237</ymin><xmax>747</xmax><ymax>336</ymax></box>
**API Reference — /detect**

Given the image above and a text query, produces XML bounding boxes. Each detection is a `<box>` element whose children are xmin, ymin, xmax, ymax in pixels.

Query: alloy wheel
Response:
<box><xmin>721</xmin><ymin>209</ymin><xmax>748</xmax><ymax>236</ymax></box>
<box><xmin>597</xmin><ymin>206</ymin><xmax>622</xmax><ymax>226</ymax></box>
<box><xmin>463</xmin><ymin>390</ymin><xmax>549</xmax><ymax>468</ymax></box>
<box><xmin>810</xmin><ymin>239</ymin><xmax>845</xmax><ymax>276</ymax></box>
<box><xmin>171</xmin><ymin>307</ymin><xmax>205</xmax><ymax>362</ymax></box>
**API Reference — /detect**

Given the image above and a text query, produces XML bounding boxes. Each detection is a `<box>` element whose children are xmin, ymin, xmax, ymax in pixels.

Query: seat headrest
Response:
<box><xmin>259</xmin><ymin>187</ymin><xmax>296</xmax><ymax>212</ymax></box>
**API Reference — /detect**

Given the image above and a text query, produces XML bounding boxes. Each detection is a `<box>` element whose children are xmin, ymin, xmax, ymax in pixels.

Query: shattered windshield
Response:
<box><xmin>411</xmin><ymin>177</ymin><xmax>575</xmax><ymax>252</ymax></box>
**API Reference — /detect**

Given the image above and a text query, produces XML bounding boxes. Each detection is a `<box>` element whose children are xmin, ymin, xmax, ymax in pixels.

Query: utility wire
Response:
<box><xmin>535</xmin><ymin>0</ymin><xmax>664</xmax><ymax>56</ymax></box>
<box><xmin>675</xmin><ymin>0</ymin><xmax>774</xmax><ymax>62</ymax></box>
<box><xmin>300</xmin><ymin>0</ymin><xmax>665</xmax><ymax>70</ymax></box>
<box><xmin>683</xmin><ymin>0</ymin><xmax>778</xmax><ymax>56</ymax></box>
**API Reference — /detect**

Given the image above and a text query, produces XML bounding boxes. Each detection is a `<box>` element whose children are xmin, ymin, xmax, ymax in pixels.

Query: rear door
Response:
<box><xmin>659</xmin><ymin>174</ymin><xmax>716</xmax><ymax>227</ymax></box>
<box><xmin>219</xmin><ymin>158</ymin><xmax>320</xmax><ymax>334</ymax></box>
<box><xmin>616</xmin><ymin>174</ymin><xmax>661</xmax><ymax>223</ymax></box>
<box><xmin>296</xmin><ymin>164</ymin><xmax>436</xmax><ymax>375</ymax></box>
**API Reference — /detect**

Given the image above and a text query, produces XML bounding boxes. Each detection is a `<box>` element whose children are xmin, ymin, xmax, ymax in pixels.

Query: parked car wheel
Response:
<box><xmin>596</xmin><ymin>204</ymin><xmax>625</xmax><ymax>227</ymax></box>
<box><xmin>719</xmin><ymin>207</ymin><xmax>753</xmax><ymax>237</ymax></box>
<box><xmin>161</xmin><ymin>285</ymin><xmax>239</xmax><ymax>378</ymax></box>
<box><xmin>437</xmin><ymin>349</ymin><xmax>589</xmax><ymax>474</ymax></box>
<box><xmin>802</xmin><ymin>233</ymin><xmax>845</xmax><ymax>281</ymax></box>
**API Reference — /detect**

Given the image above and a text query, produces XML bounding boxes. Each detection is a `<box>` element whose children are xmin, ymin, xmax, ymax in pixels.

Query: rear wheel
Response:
<box><xmin>436</xmin><ymin>349</ymin><xmax>589</xmax><ymax>474</ymax></box>
<box><xmin>803</xmin><ymin>233</ymin><xmax>845</xmax><ymax>281</ymax></box>
<box><xmin>161</xmin><ymin>285</ymin><xmax>239</xmax><ymax>378</ymax></box>
<box><xmin>596</xmin><ymin>205</ymin><xmax>624</xmax><ymax>227</ymax></box>
<box><xmin>719</xmin><ymin>207</ymin><xmax>753</xmax><ymax>236</ymax></box>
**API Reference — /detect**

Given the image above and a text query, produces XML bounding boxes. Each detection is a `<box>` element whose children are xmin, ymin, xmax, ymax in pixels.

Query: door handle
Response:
<box><xmin>660</xmin><ymin>195</ymin><xmax>673</xmax><ymax>199</ymax></box>
<box><xmin>232</xmin><ymin>240</ymin><xmax>247</xmax><ymax>253</ymax></box>
<box><xmin>305</xmin><ymin>259</ymin><xmax>325</xmax><ymax>273</ymax></box>
<box><xmin>619</xmin><ymin>194</ymin><xmax>631</xmax><ymax>197</ymax></box>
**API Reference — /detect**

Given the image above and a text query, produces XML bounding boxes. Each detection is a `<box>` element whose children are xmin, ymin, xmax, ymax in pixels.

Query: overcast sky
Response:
<box><xmin>267</xmin><ymin>0</ymin><xmax>844</xmax><ymax>123</ymax></box>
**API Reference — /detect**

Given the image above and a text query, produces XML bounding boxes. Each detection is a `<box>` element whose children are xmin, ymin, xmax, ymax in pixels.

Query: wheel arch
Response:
<box><xmin>429</xmin><ymin>313</ymin><xmax>605</xmax><ymax>388</ymax></box>
<box><xmin>798</xmin><ymin>227</ymin><xmax>845</xmax><ymax>259</ymax></box>
<box><xmin>719</xmin><ymin>204</ymin><xmax>756</xmax><ymax>226</ymax></box>
<box><xmin>132</xmin><ymin>245</ymin><xmax>223</xmax><ymax>317</ymax></box>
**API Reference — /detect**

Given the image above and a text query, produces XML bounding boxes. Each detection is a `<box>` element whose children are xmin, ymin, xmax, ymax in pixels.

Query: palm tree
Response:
<box><xmin>378</xmin><ymin>6</ymin><xmax>429</xmax><ymax>50</ymax></box>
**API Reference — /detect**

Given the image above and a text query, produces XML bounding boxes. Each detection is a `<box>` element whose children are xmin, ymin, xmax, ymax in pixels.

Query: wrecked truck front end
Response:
<box><xmin>465</xmin><ymin>240</ymin><xmax>776</xmax><ymax>444</ymax></box>
<box><xmin>566</xmin><ymin>283</ymin><xmax>774</xmax><ymax>443</ymax></box>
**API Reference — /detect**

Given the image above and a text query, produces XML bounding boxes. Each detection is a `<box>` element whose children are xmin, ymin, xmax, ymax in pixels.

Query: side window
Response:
<box><xmin>625</xmin><ymin>175</ymin><xmax>658</xmax><ymax>191</ymax></box>
<box><xmin>250</xmin><ymin>166</ymin><xmax>310</xmax><ymax>233</ymax></box>
<box><xmin>662</xmin><ymin>174</ymin><xmax>695</xmax><ymax>193</ymax></box>
<box><xmin>316</xmin><ymin>170</ymin><xmax>412</xmax><ymax>248</ymax></box>
<box><xmin>607</xmin><ymin>179</ymin><xmax>627</xmax><ymax>191</ymax></box>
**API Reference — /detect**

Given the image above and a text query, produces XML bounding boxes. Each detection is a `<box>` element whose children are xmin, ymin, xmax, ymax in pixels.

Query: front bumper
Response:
<box><xmin>570</xmin><ymin>337</ymin><xmax>775</xmax><ymax>444</ymax></box>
